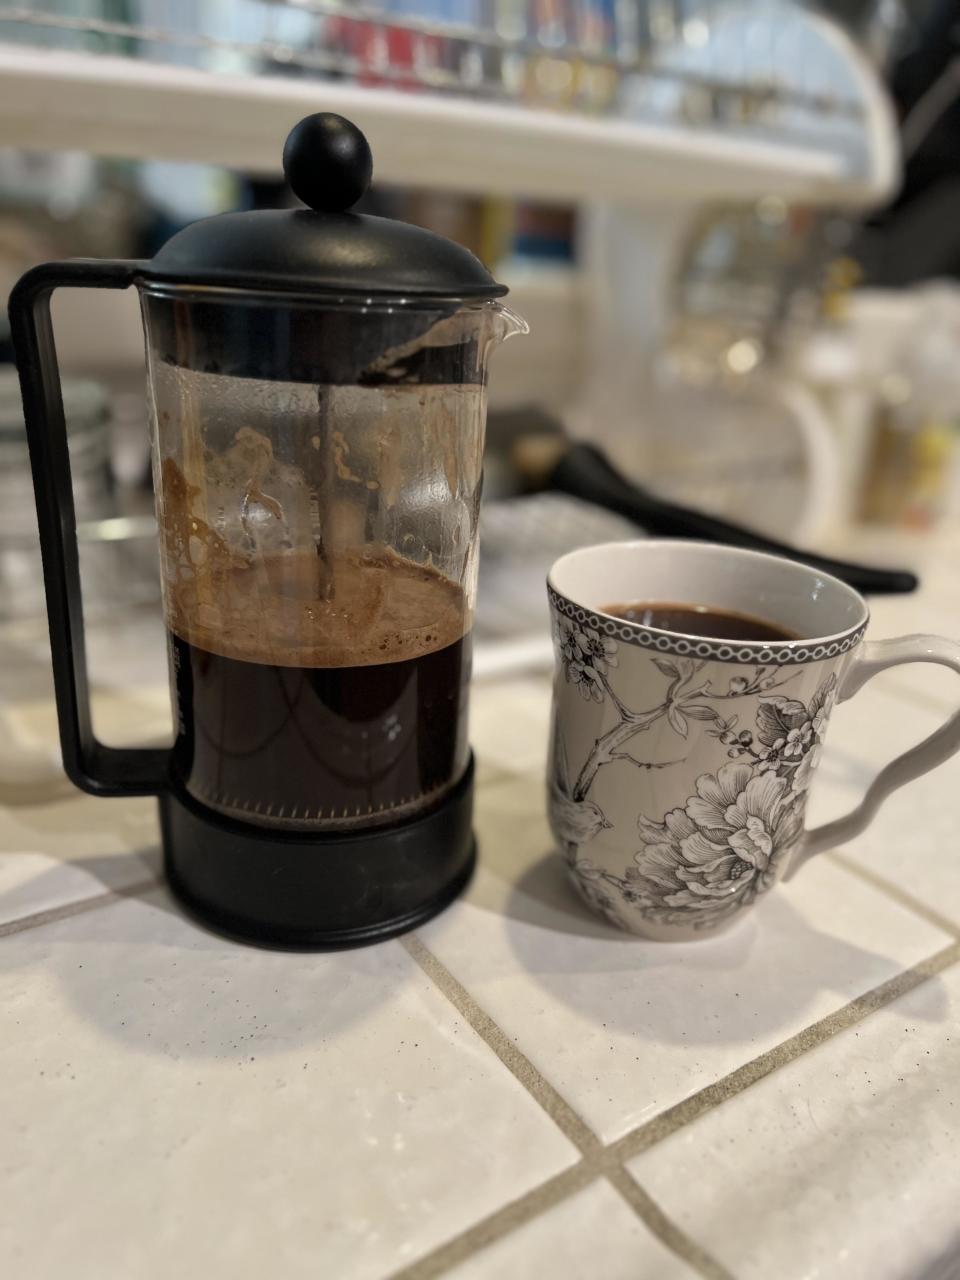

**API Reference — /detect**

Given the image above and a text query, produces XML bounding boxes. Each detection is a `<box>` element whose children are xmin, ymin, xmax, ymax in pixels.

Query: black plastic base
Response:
<box><xmin>160</xmin><ymin>756</ymin><xmax>476</xmax><ymax>949</ymax></box>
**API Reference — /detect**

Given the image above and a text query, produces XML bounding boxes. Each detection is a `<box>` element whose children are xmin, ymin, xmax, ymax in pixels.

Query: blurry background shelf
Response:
<box><xmin>0</xmin><ymin>0</ymin><xmax>919</xmax><ymax>642</ymax></box>
<box><xmin>0</xmin><ymin>43</ymin><xmax>892</xmax><ymax>205</ymax></box>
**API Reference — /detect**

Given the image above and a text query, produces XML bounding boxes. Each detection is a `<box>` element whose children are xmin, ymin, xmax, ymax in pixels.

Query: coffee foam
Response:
<box><xmin>156</xmin><ymin>445</ymin><xmax>468</xmax><ymax>667</ymax></box>
<box><xmin>168</xmin><ymin>545</ymin><xmax>466</xmax><ymax>668</ymax></box>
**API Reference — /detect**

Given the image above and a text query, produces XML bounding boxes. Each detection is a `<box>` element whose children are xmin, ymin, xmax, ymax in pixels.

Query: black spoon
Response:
<box><xmin>544</xmin><ymin>442</ymin><xmax>918</xmax><ymax>596</ymax></box>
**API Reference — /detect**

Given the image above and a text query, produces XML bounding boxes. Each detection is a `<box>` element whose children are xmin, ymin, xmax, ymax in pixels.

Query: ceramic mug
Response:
<box><xmin>547</xmin><ymin>540</ymin><xmax>960</xmax><ymax>941</ymax></box>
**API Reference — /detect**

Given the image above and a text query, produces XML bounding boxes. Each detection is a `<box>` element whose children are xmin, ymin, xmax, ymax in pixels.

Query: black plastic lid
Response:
<box><xmin>142</xmin><ymin>114</ymin><xmax>506</xmax><ymax>301</ymax></box>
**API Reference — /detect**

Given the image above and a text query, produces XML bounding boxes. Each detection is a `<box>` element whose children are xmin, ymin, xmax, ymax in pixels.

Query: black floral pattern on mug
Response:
<box><xmin>557</xmin><ymin>620</ymin><xmax>618</xmax><ymax>702</ymax></box>
<box><xmin>551</xmin><ymin>650</ymin><xmax>839</xmax><ymax>930</ymax></box>
<box><xmin>631</xmin><ymin>763</ymin><xmax>804</xmax><ymax>926</ymax></box>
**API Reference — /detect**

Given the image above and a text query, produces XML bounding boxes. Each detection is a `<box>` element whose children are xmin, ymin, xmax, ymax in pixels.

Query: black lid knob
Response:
<box><xmin>282</xmin><ymin>113</ymin><xmax>373</xmax><ymax>214</ymax></box>
<box><xmin>148</xmin><ymin>110</ymin><xmax>505</xmax><ymax>298</ymax></box>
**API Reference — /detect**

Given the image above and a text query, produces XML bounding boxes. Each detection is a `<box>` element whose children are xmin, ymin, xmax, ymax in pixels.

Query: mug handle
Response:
<box><xmin>8</xmin><ymin>259</ymin><xmax>169</xmax><ymax>797</ymax></box>
<box><xmin>786</xmin><ymin>635</ymin><xmax>960</xmax><ymax>879</ymax></box>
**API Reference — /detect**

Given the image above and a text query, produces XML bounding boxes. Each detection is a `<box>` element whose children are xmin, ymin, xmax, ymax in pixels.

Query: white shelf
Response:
<box><xmin>0</xmin><ymin>45</ymin><xmax>892</xmax><ymax>206</ymax></box>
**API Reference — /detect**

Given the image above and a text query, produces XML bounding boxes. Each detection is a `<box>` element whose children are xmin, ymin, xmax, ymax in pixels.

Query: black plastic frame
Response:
<box><xmin>162</xmin><ymin>756</ymin><xmax>476</xmax><ymax>949</ymax></box>
<box><xmin>8</xmin><ymin>258</ymin><xmax>166</xmax><ymax>796</ymax></box>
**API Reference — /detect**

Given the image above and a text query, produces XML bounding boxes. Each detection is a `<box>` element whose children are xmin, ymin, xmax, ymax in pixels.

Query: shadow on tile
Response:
<box><xmin>0</xmin><ymin>882</ymin><xmax>417</xmax><ymax>1062</ymax></box>
<box><xmin>0</xmin><ymin>788</ymin><xmax>158</xmax><ymax>847</ymax></box>
<box><xmin>0</xmin><ymin>789</ymin><xmax>162</xmax><ymax>918</ymax></box>
<box><xmin>0</xmin><ymin>848</ymin><xmax>162</xmax><ymax>922</ymax></box>
<box><xmin>0</xmin><ymin>774</ymin><xmax>76</xmax><ymax>809</ymax></box>
<box><xmin>496</xmin><ymin>851</ymin><xmax>949</xmax><ymax>1047</ymax></box>
<box><xmin>503</xmin><ymin>845</ymin><xmax>758</xmax><ymax>953</ymax></box>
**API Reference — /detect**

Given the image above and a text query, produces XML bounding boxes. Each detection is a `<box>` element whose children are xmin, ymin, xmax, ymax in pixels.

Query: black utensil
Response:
<box><xmin>547</xmin><ymin>443</ymin><xmax>918</xmax><ymax>596</ymax></box>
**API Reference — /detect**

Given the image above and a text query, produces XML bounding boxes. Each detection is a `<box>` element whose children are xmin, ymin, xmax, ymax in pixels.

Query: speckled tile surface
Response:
<box><xmin>2</xmin><ymin>527</ymin><xmax>960</xmax><ymax>1279</ymax></box>
<box><xmin>0</xmin><ymin>794</ymin><xmax>159</xmax><ymax>925</ymax></box>
<box><xmin>806</xmin><ymin>686</ymin><xmax>960</xmax><ymax>933</ymax></box>
<box><xmin>628</xmin><ymin>961</ymin><xmax>960</xmax><ymax>1280</ymax></box>
<box><xmin>0</xmin><ymin>888</ymin><xmax>576</xmax><ymax>1280</ymax></box>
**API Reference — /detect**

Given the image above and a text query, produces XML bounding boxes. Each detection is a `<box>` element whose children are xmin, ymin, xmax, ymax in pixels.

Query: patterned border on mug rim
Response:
<box><xmin>547</xmin><ymin>586</ymin><xmax>868</xmax><ymax>667</ymax></box>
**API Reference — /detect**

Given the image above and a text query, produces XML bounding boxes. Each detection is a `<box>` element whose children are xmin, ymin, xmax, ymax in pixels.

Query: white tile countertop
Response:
<box><xmin>2</xmin><ymin>528</ymin><xmax>960</xmax><ymax>1280</ymax></box>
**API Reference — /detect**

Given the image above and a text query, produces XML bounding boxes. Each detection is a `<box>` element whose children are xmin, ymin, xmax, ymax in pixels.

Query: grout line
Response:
<box><xmin>401</xmin><ymin>932</ymin><xmax>734</xmax><ymax>1280</ymax></box>
<box><xmin>400</xmin><ymin>927</ymin><xmax>960</xmax><ymax>1279</ymax></box>
<box><xmin>401</xmin><ymin>932</ymin><xmax>600</xmax><ymax>1155</ymax></box>
<box><xmin>868</xmin><ymin>671</ymin><xmax>960</xmax><ymax>719</ymax></box>
<box><xmin>825</xmin><ymin>850</ymin><xmax>960</xmax><ymax>940</ymax></box>
<box><xmin>387</xmin><ymin>1161</ymin><xmax>598</xmax><ymax>1280</ymax></box>
<box><xmin>604</xmin><ymin>1166</ymin><xmax>736</xmax><ymax>1280</ymax></box>
<box><xmin>0</xmin><ymin>877</ymin><xmax>158</xmax><ymax>939</ymax></box>
<box><xmin>610</xmin><ymin>939</ymin><xmax>960</xmax><ymax>1165</ymax></box>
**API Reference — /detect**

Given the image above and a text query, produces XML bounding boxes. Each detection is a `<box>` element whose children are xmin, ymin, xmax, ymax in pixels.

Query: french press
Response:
<box><xmin>9</xmin><ymin>114</ymin><xmax>524</xmax><ymax>947</ymax></box>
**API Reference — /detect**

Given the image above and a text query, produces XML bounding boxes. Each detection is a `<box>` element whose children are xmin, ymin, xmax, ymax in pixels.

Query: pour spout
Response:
<box><xmin>488</xmin><ymin>301</ymin><xmax>529</xmax><ymax>346</ymax></box>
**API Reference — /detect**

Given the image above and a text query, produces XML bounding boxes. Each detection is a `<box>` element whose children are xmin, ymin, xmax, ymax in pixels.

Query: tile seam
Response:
<box><xmin>386</xmin><ymin>1160</ymin><xmax>598</xmax><ymax>1280</ymax></box>
<box><xmin>824</xmin><ymin>849</ymin><xmax>960</xmax><ymax>939</ymax></box>
<box><xmin>0</xmin><ymin>877</ymin><xmax>159</xmax><ymax>938</ymax></box>
<box><xmin>611</xmin><ymin>939</ymin><xmax>960</xmax><ymax>1164</ymax></box>
<box><xmin>604</xmin><ymin>1165</ymin><xmax>737</xmax><ymax>1280</ymax></box>
<box><xmin>399</xmin><ymin>933</ymin><xmax>734</xmax><ymax>1280</ymax></box>
<box><xmin>400</xmin><ymin>932</ymin><xmax>600</xmax><ymax>1155</ymax></box>
<box><xmin>868</xmin><ymin>672</ymin><xmax>960</xmax><ymax>718</ymax></box>
<box><xmin>397</xmin><ymin>931</ymin><xmax>960</xmax><ymax>1277</ymax></box>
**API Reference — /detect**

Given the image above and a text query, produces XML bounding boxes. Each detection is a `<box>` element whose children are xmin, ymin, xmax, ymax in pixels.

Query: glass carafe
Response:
<box><xmin>142</xmin><ymin>287</ymin><xmax>521</xmax><ymax>831</ymax></box>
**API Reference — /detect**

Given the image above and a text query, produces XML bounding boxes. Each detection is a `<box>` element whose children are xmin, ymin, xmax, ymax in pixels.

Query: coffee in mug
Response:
<box><xmin>603</xmin><ymin>602</ymin><xmax>798</xmax><ymax>643</ymax></box>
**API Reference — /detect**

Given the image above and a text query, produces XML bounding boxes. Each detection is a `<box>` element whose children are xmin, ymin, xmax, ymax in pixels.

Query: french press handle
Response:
<box><xmin>8</xmin><ymin>259</ymin><xmax>169</xmax><ymax>797</ymax></box>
